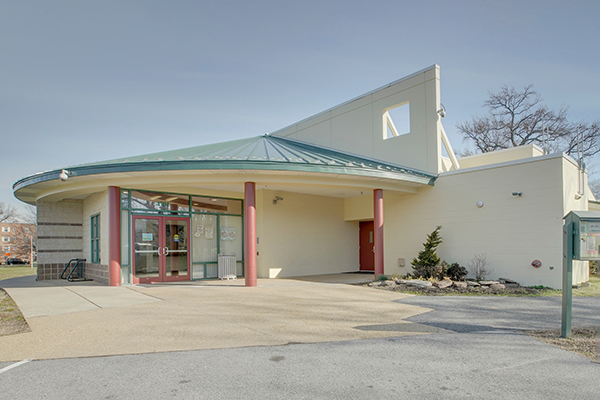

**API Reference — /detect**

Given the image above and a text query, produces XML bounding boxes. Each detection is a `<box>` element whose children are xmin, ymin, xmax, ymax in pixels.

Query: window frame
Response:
<box><xmin>91</xmin><ymin>214</ymin><xmax>100</xmax><ymax>263</ymax></box>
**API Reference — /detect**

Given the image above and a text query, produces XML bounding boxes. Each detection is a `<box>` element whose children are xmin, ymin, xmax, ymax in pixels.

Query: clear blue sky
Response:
<box><xmin>2</xmin><ymin>0</ymin><xmax>599</xmax><ymax>215</ymax></box>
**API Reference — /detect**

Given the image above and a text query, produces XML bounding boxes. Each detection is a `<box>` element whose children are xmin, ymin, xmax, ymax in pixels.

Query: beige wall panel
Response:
<box><xmin>561</xmin><ymin>158</ymin><xmax>592</xmax><ymax>284</ymax></box>
<box><xmin>285</xmin><ymin>119</ymin><xmax>332</xmax><ymax>148</ymax></box>
<box><xmin>344</xmin><ymin>195</ymin><xmax>374</xmax><ymax>221</ymax></box>
<box><xmin>82</xmin><ymin>190</ymin><xmax>109</xmax><ymax>265</ymax></box>
<box><xmin>256</xmin><ymin>190</ymin><xmax>358</xmax><ymax>278</ymax></box>
<box><xmin>272</xmin><ymin>65</ymin><xmax>442</xmax><ymax>174</ymax></box>
<box><xmin>383</xmin><ymin>157</ymin><xmax>569</xmax><ymax>287</ymax></box>
<box><xmin>330</xmin><ymin>95</ymin><xmax>374</xmax><ymax>118</ymax></box>
<box><xmin>330</xmin><ymin>106</ymin><xmax>374</xmax><ymax>155</ymax></box>
<box><xmin>459</xmin><ymin>145</ymin><xmax>545</xmax><ymax>169</ymax></box>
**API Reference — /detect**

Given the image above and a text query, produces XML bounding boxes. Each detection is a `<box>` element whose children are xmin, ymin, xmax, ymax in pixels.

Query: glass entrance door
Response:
<box><xmin>133</xmin><ymin>216</ymin><xmax>189</xmax><ymax>283</ymax></box>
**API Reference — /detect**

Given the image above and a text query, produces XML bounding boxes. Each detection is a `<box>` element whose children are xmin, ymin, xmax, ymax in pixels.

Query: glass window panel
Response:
<box><xmin>121</xmin><ymin>266</ymin><xmax>130</xmax><ymax>285</ymax></box>
<box><xmin>134</xmin><ymin>218</ymin><xmax>160</xmax><ymax>279</ymax></box>
<box><xmin>192</xmin><ymin>214</ymin><xmax>218</xmax><ymax>263</ymax></box>
<box><xmin>121</xmin><ymin>190</ymin><xmax>130</xmax><ymax>209</ymax></box>
<box><xmin>121</xmin><ymin>210</ymin><xmax>130</xmax><ymax>265</ymax></box>
<box><xmin>192</xmin><ymin>264</ymin><xmax>205</xmax><ymax>279</ymax></box>
<box><xmin>165</xmin><ymin>219</ymin><xmax>188</xmax><ymax>277</ymax></box>
<box><xmin>192</xmin><ymin>196</ymin><xmax>242</xmax><ymax>215</ymax></box>
<box><xmin>219</xmin><ymin>215</ymin><xmax>243</xmax><ymax>261</ymax></box>
<box><xmin>131</xmin><ymin>191</ymin><xmax>189</xmax><ymax>214</ymax></box>
<box><xmin>206</xmin><ymin>264</ymin><xmax>218</xmax><ymax>279</ymax></box>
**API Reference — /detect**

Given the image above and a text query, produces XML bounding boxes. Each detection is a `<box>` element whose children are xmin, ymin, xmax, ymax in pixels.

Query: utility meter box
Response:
<box><xmin>565</xmin><ymin>210</ymin><xmax>600</xmax><ymax>261</ymax></box>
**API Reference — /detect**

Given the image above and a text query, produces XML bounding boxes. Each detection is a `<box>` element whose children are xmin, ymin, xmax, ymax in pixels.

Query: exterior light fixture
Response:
<box><xmin>437</xmin><ymin>104</ymin><xmax>446</xmax><ymax>118</ymax></box>
<box><xmin>512</xmin><ymin>192</ymin><xmax>522</xmax><ymax>197</ymax></box>
<box><xmin>273</xmin><ymin>196</ymin><xmax>284</xmax><ymax>205</ymax></box>
<box><xmin>59</xmin><ymin>169</ymin><xmax>70</xmax><ymax>182</ymax></box>
<box><xmin>476</xmin><ymin>200</ymin><xmax>484</xmax><ymax>208</ymax></box>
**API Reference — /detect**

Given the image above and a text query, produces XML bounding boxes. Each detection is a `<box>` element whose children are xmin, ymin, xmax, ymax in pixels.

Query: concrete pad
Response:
<box><xmin>0</xmin><ymin>278</ymin><xmax>442</xmax><ymax>361</ymax></box>
<box><xmin>4</xmin><ymin>286</ymin><xmax>100</xmax><ymax>318</ymax></box>
<box><xmin>1</xmin><ymin>276</ymin><xmax>160</xmax><ymax>318</ymax></box>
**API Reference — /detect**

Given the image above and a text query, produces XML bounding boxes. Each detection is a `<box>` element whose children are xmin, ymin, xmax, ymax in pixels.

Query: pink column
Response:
<box><xmin>374</xmin><ymin>189</ymin><xmax>384</xmax><ymax>278</ymax></box>
<box><xmin>244</xmin><ymin>182</ymin><xmax>257</xmax><ymax>287</ymax></box>
<box><xmin>108</xmin><ymin>186</ymin><xmax>121</xmax><ymax>286</ymax></box>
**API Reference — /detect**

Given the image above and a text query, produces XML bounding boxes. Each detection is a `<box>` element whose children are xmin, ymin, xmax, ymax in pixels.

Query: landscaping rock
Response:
<box><xmin>434</xmin><ymin>280</ymin><xmax>453</xmax><ymax>289</ymax></box>
<box><xmin>490</xmin><ymin>283</ymin><xmax>506</xmax><ymax>290</ymax></box>
<box><xmin>453</xmin><ymin>281</ymin><xmax>468</xmax><ymax>289</ymax></box>
<box><xmin>479</xmin><ymin>281</ymin><xmax>499</xmax><ymax>286</ymax></box>
<box><xmin>406</xmin><ymin>280</ymin><xmax>432</xmax><ymax>288</ymax></box>
<box><xmin>499</xmin><ymin>278</ymin><xmax>519</xmax><ymax>285</ymax></box>
<box><xmin>467</xmin><ymin>281</ymin><xmax>480</xmax><ymax>287</ymax></box>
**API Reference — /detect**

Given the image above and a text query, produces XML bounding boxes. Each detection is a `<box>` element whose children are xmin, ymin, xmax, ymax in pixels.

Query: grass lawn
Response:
<box><xmin>0</xmin><ymin>265</ymin><xmax>37</xmax><ymax>282</ymax></box>
<box><xmin>572</xmin><ymin>274</ymin><xmax>600</xmax><ymax>297</ymax></box>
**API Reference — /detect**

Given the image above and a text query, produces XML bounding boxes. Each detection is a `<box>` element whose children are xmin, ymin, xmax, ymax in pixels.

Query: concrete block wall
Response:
<box><xmin>37</xmin><ymin>200</ymin><xmax>84</xmax><ymax>280</ymax></box>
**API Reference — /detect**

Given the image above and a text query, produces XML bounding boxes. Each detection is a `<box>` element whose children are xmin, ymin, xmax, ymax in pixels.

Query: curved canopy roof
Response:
<box><xmin>14</xmin><ymin>135</ymin><xmax>436</xmax><ymax>204</ymax></box>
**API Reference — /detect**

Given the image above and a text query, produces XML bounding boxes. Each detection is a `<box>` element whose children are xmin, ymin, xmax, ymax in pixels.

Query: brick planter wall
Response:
<box><xmin>84</xmin><ymin>263</ymin><xmax>109</xmax><ymax>285</ymax></box>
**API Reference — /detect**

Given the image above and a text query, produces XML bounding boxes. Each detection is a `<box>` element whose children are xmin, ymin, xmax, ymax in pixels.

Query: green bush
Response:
<box><xmin>446</xmin><ymin>262</ymin><xmax>467</xmax><ymax>281</ymax></box>
<box><xmin>411</xmin><ymin>226</ymin><xmax>443</xmax><ymax>280</ymax></box>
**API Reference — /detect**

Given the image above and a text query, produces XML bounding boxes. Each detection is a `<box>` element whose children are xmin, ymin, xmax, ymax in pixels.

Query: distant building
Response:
<box><xmin>1</xmin><ymin>222</ymin><xmax>35</xmax><ymax>262</ymax></box>
<box><xmin>12</xmin><ymin>65</ymin><xmax>594</xmax><ymax>287</ymax></box>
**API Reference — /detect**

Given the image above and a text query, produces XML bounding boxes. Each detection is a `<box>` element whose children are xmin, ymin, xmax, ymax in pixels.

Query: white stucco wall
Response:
<box><xmin>345</xmin><ymin>154</ymin><xmax>589</xmax><ymax>288</ymax></box>
<box><xmin>256</xmin><ymin>189</ymin><xmax>359</xmax><ymax>278</ymax></box>
<box><xmin>271</xmin><ymin>65</ymin><xmax>442</xmax><ymax>174</ymax></box>
<box><xmin>82</xmin><ymin>190</ymin><xmax>109</xmax><ymax>265</ymax></box>
<box><xmin>458</xmin><ymin>144</ymin><xmax>544</xmax><ymax>169</ymax></box>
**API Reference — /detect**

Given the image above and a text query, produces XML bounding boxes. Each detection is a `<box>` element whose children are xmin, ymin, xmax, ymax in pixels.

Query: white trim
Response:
<box><xmin>441</xmin><ymin>152</ymin><xmax>567</xmax><ymax>177</ymax></box>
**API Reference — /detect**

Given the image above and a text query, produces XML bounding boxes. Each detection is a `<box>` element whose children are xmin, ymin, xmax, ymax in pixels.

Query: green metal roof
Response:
<box><xmin>13</xmin><ymin>135</ymin><xmax>436</xmax><ymax>191</ymax></box>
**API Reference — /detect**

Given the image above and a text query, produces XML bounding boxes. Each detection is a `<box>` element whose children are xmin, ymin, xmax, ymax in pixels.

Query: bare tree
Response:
<box><xmin>11</xmin><ymin>206</ymin><xmax>37</xmax><ymax>262</ymax></box>
<box><xmin>467</xmin><ymin>253</ymin><xmax>494</xmax><ymax>281</ymax></box>
<box><xmin>457</xmin><ymin>85</ymin><xmax>600</xmax><ymax>157</ymax></box>
<box><xmin>0</xmin><ymin>202</ymin><xmax>17</xmax><ymax>224</ymax></box>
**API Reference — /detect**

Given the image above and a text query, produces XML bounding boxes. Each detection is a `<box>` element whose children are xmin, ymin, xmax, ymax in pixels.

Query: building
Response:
<box><xmin>1</xmin><ymin>222</ymin><xmax>35</xmax><ymax>262</ymax></box>
<box><xmin>12</xmin><ymin>65</ymin><xmax>593</xmax><ymax>287</ymax></box>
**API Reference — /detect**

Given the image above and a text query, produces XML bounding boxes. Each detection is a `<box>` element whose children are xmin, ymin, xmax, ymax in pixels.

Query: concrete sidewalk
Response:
<box><xmin>0</xmin><ymin>274</ymin><xmax>442</xmax><ymax>362</ymax></box>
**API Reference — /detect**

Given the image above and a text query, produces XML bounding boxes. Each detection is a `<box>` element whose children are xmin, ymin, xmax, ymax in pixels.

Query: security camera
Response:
<box><xmin>59</xmin><ymin>169</ymin><xmax>69</xmax><ymax>181</ymax></box>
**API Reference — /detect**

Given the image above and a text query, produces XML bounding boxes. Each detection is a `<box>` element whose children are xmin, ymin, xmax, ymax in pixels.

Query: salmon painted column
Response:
<box><xmin>374</xmin><ymin>189</ymin><xmax>384</xmax><ymax>278</ymax></box>
<box><xmin>244</xmin><ymin>182</ymin><xmax>257</xmax><ymax>287</ymax></box>
<box><xmin>108</xmin><ymin>186</ymin><xmax>121</xmax><ymax>286</ymax></box>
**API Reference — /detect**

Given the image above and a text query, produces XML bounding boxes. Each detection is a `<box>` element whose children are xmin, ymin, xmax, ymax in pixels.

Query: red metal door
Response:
<box><xmin>359</xmin><ymin>221</ymin><xmax>374</xmax><ymax>271</ymax></box>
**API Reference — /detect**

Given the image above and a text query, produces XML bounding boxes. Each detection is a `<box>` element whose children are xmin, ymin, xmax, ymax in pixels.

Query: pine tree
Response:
<box><xmin>411</xmin><ymin>226</ymin><xmax>442</xmax><ymax>279</ymax></box>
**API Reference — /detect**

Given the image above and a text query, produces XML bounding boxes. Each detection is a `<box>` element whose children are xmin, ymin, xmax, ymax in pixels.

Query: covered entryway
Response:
<box><xmin>132</xmin><ymin>216</ymin><xmax>190</xmax><ymax>283</ymax></box>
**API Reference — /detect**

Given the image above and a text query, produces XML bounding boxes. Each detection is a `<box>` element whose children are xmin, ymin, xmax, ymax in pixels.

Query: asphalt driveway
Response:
<box><xmin>398</xmin><ymin>295</ymin><xmax>600</xmax><ymax>333</ymax></box>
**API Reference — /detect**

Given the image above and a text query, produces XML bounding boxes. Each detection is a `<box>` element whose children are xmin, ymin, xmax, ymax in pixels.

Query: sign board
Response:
<box><xmin>577</xmin><ymin>220</ymin><xmax>600</xmax><ymax>260</ymax></box>
<box><xmin>562</xmin><ymin>210</ymin><xmax>600</xmax><ymax>338</ymax></box>
<box><xmin>568</xmin><ymin>211</ymin><xmax>600</xmax><ymax>261</ymax></box>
